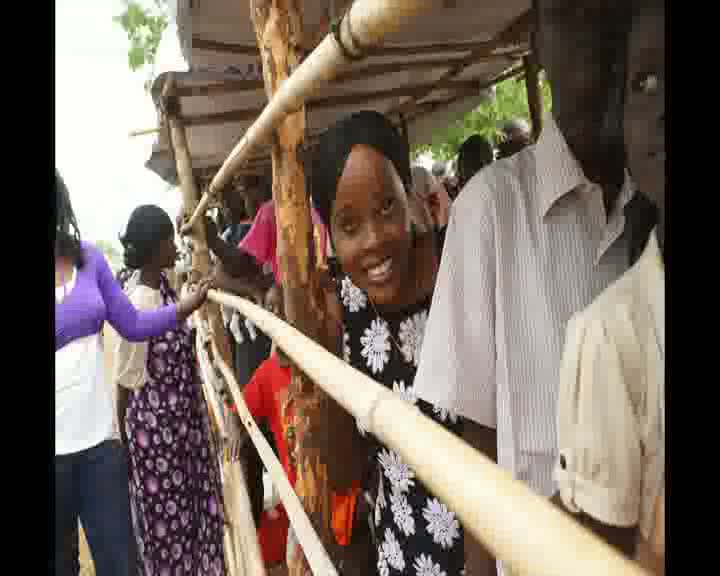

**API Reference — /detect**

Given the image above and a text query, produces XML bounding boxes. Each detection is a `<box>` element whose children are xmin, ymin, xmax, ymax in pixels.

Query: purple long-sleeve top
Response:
<box><xmin>55</xmin><ymin>242</ymin><xmax>178</xmax><ymax>351</ymax></box>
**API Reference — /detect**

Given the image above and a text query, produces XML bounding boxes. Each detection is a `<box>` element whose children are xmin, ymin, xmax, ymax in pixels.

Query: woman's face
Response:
<box><xmin>624</xmin><ymin>0</ymin><xmax>665</xmax><ymax>217</ymax></box>
<box><xmin>331</xmin><ymin>145</ymin><xmax>412</xmax><ymax>307</ymax></box>
<box><xmin>153</xmin><ymin>235</ymin><xmax>178</xmax><ymax>270</ymax></box>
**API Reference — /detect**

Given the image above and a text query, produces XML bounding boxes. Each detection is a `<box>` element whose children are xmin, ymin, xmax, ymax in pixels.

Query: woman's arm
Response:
<box><xmin>315</xmin><ymin>278</ymin><xmax>372</xmax><ymax>490</ymax></box>
<box><xmin>213</xmin><ymin>261</ymin><xmax>272</xmax><ymax>302</ymax></box>
<box><xmin>94</xmin><ymin>246</ymin><xmax>207</xmax><ymax>341</ymax></box>
<box><xmin>94</xmin><ymin>247</ymin><xmax>177</xmax><ymax>341</ymax></box>
<box><xmin>204</xmin><ymin>217</ymin><xmax>264</xmax><ymax>279</ymax></box>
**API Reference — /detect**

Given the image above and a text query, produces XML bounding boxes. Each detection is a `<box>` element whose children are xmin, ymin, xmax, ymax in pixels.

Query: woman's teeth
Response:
<box><xmin>368</xmin><ymin>258</ymin><xmax>392</xmax><ymax>282</ymax></box>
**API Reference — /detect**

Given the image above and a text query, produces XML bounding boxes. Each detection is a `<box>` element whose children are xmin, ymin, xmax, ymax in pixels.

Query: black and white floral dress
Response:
<box><xmin>336</xmin><ymin>272</ymin><xmax>465</xmax><ymax>576</ymax></box>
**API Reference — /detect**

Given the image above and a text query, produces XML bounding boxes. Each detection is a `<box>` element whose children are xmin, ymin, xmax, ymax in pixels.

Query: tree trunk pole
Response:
<box><xmin>163</xmin><ymin>73</ymin><xmax>264</xmax><ymax>576</ymax></box>
<box><xmin>250</xmin><ymin>1</ymin><xmax>332</xmax><ymax>574</ymax></box>
<box><xmin>523</xmin><ymin>52</ymin><xmax>543</xmax><ymax>141</ymax></box>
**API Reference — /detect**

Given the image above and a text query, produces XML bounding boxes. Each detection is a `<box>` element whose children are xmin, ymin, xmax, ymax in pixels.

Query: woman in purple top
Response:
<box><xmin>54</xmin><ymin>171</ymin><xmax>210</xmax><ymax>576</ymax></box>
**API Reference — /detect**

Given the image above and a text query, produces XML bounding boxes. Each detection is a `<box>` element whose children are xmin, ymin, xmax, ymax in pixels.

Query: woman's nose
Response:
<box><xmin>362</xmin><ymin>218</ymin><xmax>384</xmax><ymax>251</ymax></box>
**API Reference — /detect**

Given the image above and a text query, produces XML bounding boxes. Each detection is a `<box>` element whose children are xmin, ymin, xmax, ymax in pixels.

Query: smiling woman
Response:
<box><xmin>311</xmin><ymin>110</ymin><xmax>465</xmax><ymax>576</ymax></box>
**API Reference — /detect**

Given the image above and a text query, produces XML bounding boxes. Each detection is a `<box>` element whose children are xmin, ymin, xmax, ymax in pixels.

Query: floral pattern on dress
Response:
<box><xmin>361</xmin><ymin>318</ymin><xmax>391</xmax><ymax>375</ymax></box>
<box><xmin>432</xmin><ymin>405</ymin><xmax>458</xmax><ymax>424</ymax></box>
<box><xmin>341</xmin><ymin>276</ymin><xmax>368</xmax><ymax>312</ymax></box>
<box><xmin>125</xmin><ymin>274</ymin><xmax>226</xmax><ymax>576</ymax></box>
<box><xmin>336</xmin><ymin>271</ymin><xmax>464</xmax><ymax>576</ymax></box>
<box><xmin>393</xmin><ymin>380</ymin><xmax>418</xmax><ymax>406</ymax></box>
<box><xmin>414</xmin><ymin>554</ymin><xmax>447</xmax><ymax>576</ymax></box>
<box><xmin>422</xmin><ymin>499</ymin><xmax>460</xmax><ymax>551</ymax></box>
<box><xmin>398</xmin><ymin>311</ymin><xmax>427</xmax><ymax>367</ymax></box>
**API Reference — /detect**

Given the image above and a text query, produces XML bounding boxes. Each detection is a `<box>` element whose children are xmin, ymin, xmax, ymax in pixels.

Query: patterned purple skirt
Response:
<box><xmin>125</xmin><ymin>278</ymin><xmax>226</xmax><ymax>576</ymax></box>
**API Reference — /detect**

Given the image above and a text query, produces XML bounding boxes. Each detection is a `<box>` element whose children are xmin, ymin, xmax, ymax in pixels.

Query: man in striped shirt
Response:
<box><xmin>413</xmin><ymin>2</ymin><xmax>634</xmax><ymax>574</ymax></box>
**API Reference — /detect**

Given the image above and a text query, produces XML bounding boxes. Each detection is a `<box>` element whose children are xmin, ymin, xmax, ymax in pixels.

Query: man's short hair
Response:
<box><xmin>457</xmin><ymin>134</ymin><xmax>494</xmax><ymax>187</ymax></box>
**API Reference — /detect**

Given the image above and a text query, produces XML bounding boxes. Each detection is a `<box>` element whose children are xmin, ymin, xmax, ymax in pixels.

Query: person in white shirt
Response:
<box><xmin>412</xmin><ymin>1</ymin><xmax>635</xmax><ymax>574</ymax></box>
<box><xmin>553</xmin><ymin>0</ymin><xmax>665</xmax><ymax>573</ymax></box>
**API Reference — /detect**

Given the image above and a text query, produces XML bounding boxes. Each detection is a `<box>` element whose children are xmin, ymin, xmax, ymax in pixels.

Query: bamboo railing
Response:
<box><xmin>205</xmin><ymin>289</ymin><xmax>649</xmax><ymax>576</ymax></box>
<box><xmin>170</xmin><ymin>1</ymin><xmax>650</xmax><ymax>575</ymax></box>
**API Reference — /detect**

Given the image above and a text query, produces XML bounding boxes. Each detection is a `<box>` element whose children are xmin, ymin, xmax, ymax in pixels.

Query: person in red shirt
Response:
<box><xmin>234</xmin><ymin>284</ymin><xmax>294</xmax><ymax>572</ymax></box>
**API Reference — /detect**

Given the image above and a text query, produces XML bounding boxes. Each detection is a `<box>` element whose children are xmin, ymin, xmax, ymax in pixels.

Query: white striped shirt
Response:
<box><xmin>414</xmin><ymin>114</ymin><xmax>634</xmax><ymax>500</ymax></box>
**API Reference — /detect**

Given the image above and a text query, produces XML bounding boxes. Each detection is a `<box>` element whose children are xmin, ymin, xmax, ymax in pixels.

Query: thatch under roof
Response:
<box><xmin>146</xmin><ymin>0</ymin><xmax>532</xmax><ymax>188</ymax></box>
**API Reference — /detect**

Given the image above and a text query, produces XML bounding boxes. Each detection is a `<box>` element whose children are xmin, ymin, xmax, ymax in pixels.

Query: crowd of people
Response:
<box><xmin>54</xmin><ymin>0</ymin><xmax>664</xmax><ymax>574</ymax></box>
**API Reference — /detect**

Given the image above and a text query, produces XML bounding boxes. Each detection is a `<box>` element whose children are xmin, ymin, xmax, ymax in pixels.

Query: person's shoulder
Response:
<box><xmin>80</xmin><ymin>240</ymin><xmax>97</xmax><ymax>256</ymax></box>
<box><xmin>453</xmin><ymin>148</ymin><xmax>534</xmax><ymax>216</ymax></box>
<box><xmin>569</xmin><ymin>264</ymin><xmax>646</xmax><ymax>364</ymax></box>
<box><xmin>79</xmin><ymin>241</ymin><xmax>103</xmax><ymax>268</ymax></box>
<box><xmin>587</xmin><ymin>259</ymin><xmax>644</xmax><ymax>323</ymax></box>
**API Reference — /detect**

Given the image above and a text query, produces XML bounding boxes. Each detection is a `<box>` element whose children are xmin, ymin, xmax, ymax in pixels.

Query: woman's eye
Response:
<box><xmin>340</xmin><ymin>220</ymin><xmax>358</xmax><ymax>235</ymax></box>
<box><xmin>380</xmin><ymin>197</ymin><xmax>395</xmax><ymax>216</ymax></box>
<box><xmin>632</xmin><ymin>72</ymin><xmax>658</xmax><ymax>95</ymax></box>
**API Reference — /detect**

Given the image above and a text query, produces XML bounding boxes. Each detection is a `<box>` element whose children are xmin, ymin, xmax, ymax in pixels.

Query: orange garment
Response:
<box><xmin>331</xmin><ymin>483</ymin><xmax>362</xmax><ymax>546</ymax></box>
<box><xmin>243</xmin><ymin>354</ymin><xmax>293</xmax><ymax>565</ymax></box>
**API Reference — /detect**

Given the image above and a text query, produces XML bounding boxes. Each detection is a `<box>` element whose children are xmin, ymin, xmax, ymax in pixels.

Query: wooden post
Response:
<box><xmin>163</xmin><ymin>73</ymin><xmax>264</xmax><ymax>576</ymax></box>
<box><xmin>523</xmin><ymin>52</ymin><xmax>543</xmax><ymax>141</ymax></box>
<box><xmin>250</xmin><ymin>1</ymin><xmax>331</xmax><ymax>574</ymax></box>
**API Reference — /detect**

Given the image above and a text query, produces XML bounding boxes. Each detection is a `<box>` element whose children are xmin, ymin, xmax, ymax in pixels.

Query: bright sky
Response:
<box><xmin>55</xmin><ymin>0</ymin><xmax>441</xmax><ymax>254</ymax></box>
<box><xmin>55</xmin><ymin>0</ymin><xmax>183</xmax><ymax>251</ymax></box>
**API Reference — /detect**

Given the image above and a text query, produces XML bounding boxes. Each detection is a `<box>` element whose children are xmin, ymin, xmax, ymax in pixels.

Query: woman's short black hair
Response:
<box><xmin>55</xmin><ymin>170</ymin><xmax>84</xmax><ymax>268</ymax></box>
<box><xmin>120</xmin><ymin>205</ymin><xmax>175</xmax><ymax>270</ymax></box>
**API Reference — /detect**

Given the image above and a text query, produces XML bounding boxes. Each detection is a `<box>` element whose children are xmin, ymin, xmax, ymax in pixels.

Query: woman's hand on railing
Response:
<box><xmin>177</xmin><ymin>275</ymin><xmax>214</xmax><ymax>321</ymax></box>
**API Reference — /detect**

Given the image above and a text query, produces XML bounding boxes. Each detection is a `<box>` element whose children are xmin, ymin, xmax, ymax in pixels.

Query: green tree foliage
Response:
<box><xmin>114</xmin><ymin>0</ymin><xmax>169</xmax><ymax>72</ymax></box>
<box><xmin>413</xmin><ymin>74</ymin><xmax>553</xmax><ymax>161</ymax></box>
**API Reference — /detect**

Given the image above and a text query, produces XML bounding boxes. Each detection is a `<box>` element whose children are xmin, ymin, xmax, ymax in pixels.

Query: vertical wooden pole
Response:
<box><xmin>523</xmin><ymin>52</ymin><xmax>543</xmax><ymax>141</ymax></box>
<box><xmin>163</xmin><ymin>73</ymin><xmax>264</xmax><ymax>576</ymax></box>
<box><xmin>250</xmin><ymin>1</ymin><xmax>331</xmax><ymax>574</ymax></box>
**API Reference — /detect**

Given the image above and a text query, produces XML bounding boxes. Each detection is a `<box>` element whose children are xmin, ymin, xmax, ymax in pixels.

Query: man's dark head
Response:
<box><xmin>625</xmin><ymin>0</ymin><xmax>665</xmax><ymax>225</ymax></box>
<box><xmin>457</xmin><ymin>134</ymin><xmax>494</xmax><ymax>188</ymax></box>
<box><xmin>534</xmin><ymin>0</ymin><xmax>631</xmax><ymax>187</ymax></box>
<box><xmin>223</xmin><ymin>182</ymin><xmax>248</xmax><ymax>224</ymax></box>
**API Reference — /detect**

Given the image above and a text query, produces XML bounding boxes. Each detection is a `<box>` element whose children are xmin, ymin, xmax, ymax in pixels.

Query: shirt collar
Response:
<box><xmin>534</xmin><ymin>113</ymin><xmax>587</xmax><ymax>218</ymax></box>
<box><xmin>640</xmin><ymin>228</ymin><xmax>665</xmax><ymax>356</ymax></box>
<box><xmin>594</xmin><ymin>172</ymin><xmax>636</xmax><ymax>264</ymax></box>
<box><xmin>533</xmin><ymin>114</ymin><xmax>636</xmax><ymax>263</ymax></box>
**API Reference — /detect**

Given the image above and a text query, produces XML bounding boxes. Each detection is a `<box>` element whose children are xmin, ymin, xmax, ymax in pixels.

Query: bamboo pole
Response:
<box><xmin>249</xmin><ymin>2</ymin><xmax>331</xmax><ymax>574</ymax></box>
<box><xmin>164</xmin><ymin>73</ymin><xmax>264</xmax><ymax>576</ymax></box>
<box><xmin>389</xmin><ymin>8</ymin><xmax>532</xmax><ymax>119</ymax></box>
<box><xmin>208</xmin><ymin>290</ymin><xmax>650</xmax><ymax>576</ymax></box>
<box><xmin>181</xmin><ymin>79</ymin><xmax>487</xmax><ymax>127</ymax></box>
<box><xmin>173</xmin><ymin>51</ymin><xmax>528</xmax><ymax>102</ymax></box>
<box><xmin>195</xmin><ymin>321</ymin><xmax>227</xmax><ymax>440</ymax></box>
<box><xmin>403</xmin><ymin>64</ymin><xmax>525</xmax><ymax>123</ymax></box>
<box><xmin>191</xmin><ymin>35</ymin><xmax>521</xmax><ymax>57</ymax></box>
<box><xmin>523</xmin><ymin>52</ymin><xmax>543</xmax><ymax>141</ymax></box>
<box><xmin>128</xmin><ymin>127</ymin><xmax>162</xmax><ymax>137</ymax></box>
<box><xmin>212</xmin><ymin>339</ymin><xmax>337</xmax><ymax>576</ymax></box>
<box><xmin>205</xmin><ymin>335</ymin><xmax>267</xmax><ymax>576</ymax></box>
<box><xmin>182</xmin><ymin>0</ymin><xmax>433</xmax><ymax>233</ymax></box>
